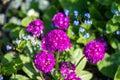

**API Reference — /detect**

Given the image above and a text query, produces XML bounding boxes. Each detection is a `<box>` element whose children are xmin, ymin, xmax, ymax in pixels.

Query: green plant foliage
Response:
<box><xmin>21</xmin><ymin>16</ymin><xmax>36</xmax><ymax>27</ymax></box>
<box><xmin>114</xmin><ymin>66</ymin><xmax>120</xmax><ymax>80</ymax></box>
<box><xmin>69</xmin><ymin>48</ymin><xmax>87</xmax><ymax>71</ymax></box>
<box><xmin>10</xmin><ymin>74</ymin><xmax>29</xmax><ymax>80</ymax></box>
<box><xmin>1</xmin><ymin>52</ymin><xmax>23</xmax><ymax>75</ymax></box>
<box><xmin>1</xmin><ymin>0</ymin><xmax>120</xmax><ymax>79</ymax></box>
<box><xmin>77</xmin><ymin>70</ymin><xmax>93</xmax><ymax>80</ymax></box>
<box><xmin>42</xmin><ymin>6</ymin><xmax>58</xmax><ymax>34</ymax></box>
<box><xmin>97</xmin><ymin>52</ymin><xmax>120</xmax><ymax>78</ymax></box>
<box><xmin>16</xmin><ymin>40</ymin><xmax>27</xmax><ymax>53</ymax></box>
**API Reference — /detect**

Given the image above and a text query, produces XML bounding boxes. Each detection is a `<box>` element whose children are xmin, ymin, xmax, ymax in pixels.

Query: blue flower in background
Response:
<box><xmin>74</xmin><ymin>10</ymin><xmax>78</xmax><ymax>17</ymax></box>
<box><xmin>79</xmin><ymin>27</ymin><xmax>85</xmax><ymax>33</ymax></box>
<box><xmin>64</xmin><ymin>9</ymin><xmax>69</xmax><ymax>16</ymax></box>
<box><xmin>115</xmin><ymin>10</ymin><xmax>120</xmax><ymax>16</ymax></box>
<box><xmin>72</xmin><ymin>32</ymin><xmax>75</xmax><ymax>35</ymax></box>
<box><xmin>84</xmin><ymin>33</ymin><xmax>90</xmax><ymax>38</ymax></box>
<box><xmin>84</xmin><ymin>13</ymin><xmax>91</xmax><ymax>18</ymax></box>
<box><xmin>37</xmin><ymin>44</ymin><xmax>40</xmax><ymax>50</ymax></box>
<box><xmin>111</xmin><ymin>8</ymin><xmax>115</xmax><ymax>13</ymax></box>
<box><xmin>73</xmin><ymin>20</ymin><xmax>79</xmax><ymax>26</ymax></box>
<box><xmin>6</xmin><ymin>45</ymin><xmax>12</xmax><ymax>51</ymax></box>
<box><xmin>15</xmin><ymin>39</ymin><xmax>21</xmax><ymax>44</ymax></box>
<box><xmin>50</xmin><ymin>23</ymin><xmax>54</xmax><ymax>28</ymax></box>
<box><xmin>0</xmin><ymin>76</ymin><xmax>3</xmax><ymax>80</ymax></box>
<box><xmin>84</xmin><ymin>20</ymin><xmax>92</xmax><ymax>25</ymax></box>
<box><xmin>116</xmin><ymin>30</ymin><xmax>120</xmax><ymax>35</ymax></box>
<box><xmin>103</xmin><ymin>30</ymin><xmax>106</xmax><ymax>34</ymax></box>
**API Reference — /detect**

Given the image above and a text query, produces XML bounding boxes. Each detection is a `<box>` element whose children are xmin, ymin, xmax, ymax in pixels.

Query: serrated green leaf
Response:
<box><xmin>77</xmin><ymin>71</ymin><xmax>93</xmax><ymax>80</ymax></box>
<box><xmin>10</xmin><ymin>74</ymin><xmax>29</xmax><ymax>80</ymax></box>
<box><xmin>114</xmin><ymin>66</ymin><xmax>120</xmax><ymax>80</ymax></box>
<box><xmin>21</xmin><ymin>16</ymin><xmax>36</xmax><ymax>27</ymax></box>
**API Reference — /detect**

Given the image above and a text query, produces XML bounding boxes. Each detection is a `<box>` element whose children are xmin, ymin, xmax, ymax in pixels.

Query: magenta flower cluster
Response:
<box><xmin>34</xmin><ymin>52</ymin><xmax>55</xmax><ymax>73</ymax></box>
<box><xmin>84</xmin><ymin>41</ymin><xmax>105</xmax><ymax>64</ymax></box>
<box><xmin>42</xmin><ymin>29</ymin><xmax>72</xmax><ymax>52</ymax></box>
<box><xmin>27</xmin><ymin>19</ymin><xmax>44</xmax><ymax>38</ymax></box>
<box><xmin>59</xmin><ymin>62</ymin><xmax>81</xmax><ymax>80</ymax></box>
<box><xmin>52</xmin><ymin>12</ymin><xmax>70</xmax><ymax>30</ymax></box>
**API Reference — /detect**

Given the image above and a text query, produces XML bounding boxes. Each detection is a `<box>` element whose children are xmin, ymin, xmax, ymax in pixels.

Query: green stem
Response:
<box><xmin>40</xmin><ymin>72</ymin><xmax>44</xmax><ymax>80</ymax></box>
<box><xmin>55</xmin><ymin>52</ymin><xmax>60</xmax><ymax>70</ymax></box>
<box><xmin>76</xmin><ymin>56</ymin><xmax>85</xmax><ymax>67</ymax></box>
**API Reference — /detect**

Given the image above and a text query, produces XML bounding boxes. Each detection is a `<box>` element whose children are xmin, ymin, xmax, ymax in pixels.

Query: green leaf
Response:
<box><xmin>42</xmin><ymin>6</ymin><xmax>58</xmax><ymax>34</ymax></box>
<box><xmin>96</xmin><ymin>0</ymin><xmax>112</xmax><ymax>6</ymax></box>
<box><xmin>67</xmin><ymin>25</ymin><xmax>78</xmax><ymax>40</ymax></box>
<box><xmin>16</xmin><ymin>40</ymin><xmax>27</xmax><ymax>53</ymax></box>
<box><xmin>2</xmin><ymin>23</ymin><xmax>18</xmax><ymax>32</ymax></box>
<box><xmin>106</xmin><ymin>20</ymin><xmax>119</xmax><ymax>34</ymax></box>
<box><xmin>110</xmin><ymin>38</ymin><xmax>120</xmax><ymax>49</ymax></box>
<box><xmin>112</xmin><ymin>16</ymin><xmax>120</xmax><ymax>23</ymax></box>
<box><xmin>21</xmin><ymin>16</ymin><xmax>36</xmax><ymax>27</ymax></box>
<box><xmin>19</xmin><ymin>28</ymin><xmax>26</xmax><ymax>38</ymax></box>
<box><xmin>10</xmin><ymin>27</ymin><xmax>21</xmax><ymax>38</ymax></box>
<box><xmin>114</xmin><ymin>66</ymin><xmax>120</xmax><ymax>80</ymax></box>
<box><xmin>70</xmin><ymin>48</ymin><xmax>87</xmax><ymax>71</ymax></box>
<box><xmin>22</xmin><ymin>62</ymin><xmax>38</xmax><ymax>79</ymax></box>
<box><xmin>77</xmin><ymin>70</ymin><xmax>93</xmax><ymax>80</ymax></box>
<box><xmin>97</xmin><ymin>52</ymin><xmax>120</xmax><ymax>78</ymax></box>
<box><xmin>1</xmin><ymin>52</ymin><xmax>23</xmax><ymax>75</ymax></box>
<box><xmin>89</xmin><ymin>5</ymin><xmax>103</xmax><ymax>20</ymax></box>
<box><xmin>80</xmin><ymin>23</ymin><xmax>91</xmax><ymax>30</ymax></box>
<box><xmin>10</xmin><ymin>74</ymin><xmax>29</xmax><ymax>80</ymax></box>
<box><xmin>59</xmin><ymin>0</ymin><xmax>87</xmax><ymax>14</ymax></box>
<box><xmin>19</xmin><ymin>55</ymin><xmax>31</xmax><ymax>64</ymax></box>
<box><xmin>1</xmin><ymin>52</ymin><xmax>16</xmax><ymax>64</ymax></box>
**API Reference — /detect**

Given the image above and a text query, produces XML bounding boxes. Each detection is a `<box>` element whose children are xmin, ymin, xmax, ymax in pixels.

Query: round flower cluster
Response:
<box><xmin>52</xmin><ymin>12</ymin><xmax>70</xmax><ymax>30</ymax></box>
<box><xmin>59</xmin><ymin>62</ymin><xmax>81</xmax><ymax>80</ymax></box>
<box><xmin>34</xmin><ymin>52</ymin><xmax>55</xmax><ymax>73</ymax></box>
<box><xmin>96</xmin><ymin>36</ymin><xmax>108</xmax><ymax>51</ymax></box>
<box><xmin>27</xmin><ymin>19</ymin><xmax>44</xmax><ymax>38</ymax></box>
<box><xmin>84</xmin><ymin>41</ymin><xmax>105</xmax><ymax>64</ymax></box>
<box><xmin>42</xmin><ymin>30</ymin><xmax>72</xmax><ymax>52</ymax></box>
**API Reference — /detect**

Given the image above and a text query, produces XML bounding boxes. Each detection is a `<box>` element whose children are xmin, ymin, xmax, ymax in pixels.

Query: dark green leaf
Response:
<box><xmin>42</xmin><ymin>6</ymin><xmax>58</xmax><ymax>34</ymax></box>
<box><xmin>96</xmin><ymin>0</ymin><xmax>112</xmax><ymax>6</ymax></box>
<box><xmin>97</xmin><ymin>52</ymin><xmax>120</xmax><ymax>78</ymax></box>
